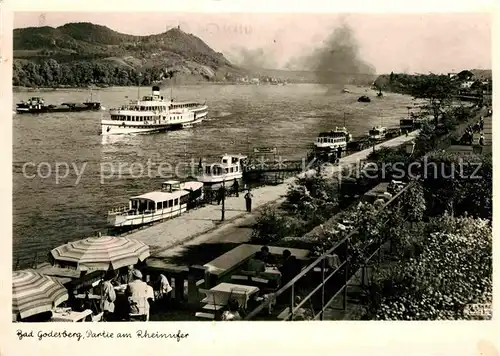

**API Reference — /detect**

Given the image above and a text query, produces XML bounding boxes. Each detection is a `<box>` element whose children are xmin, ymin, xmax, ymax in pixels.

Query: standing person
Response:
<box><xmin>126</xmin><ymin>269</ymin><xmax>150</xmax><ymax>321</ymax></box>
<box><xmin>244</xmin><ymin>190</ymin><xmax>253</xmax><ymax>212</ymax></box>
<box><xmin>233</xmin><ymin>180</ymin><xmax>240</xmax><ymax>197</ymax></box>
<box><xmin>101</xmin><ymin>279</ymin><xmax>117</xmax><ymax>321</ymax></box>
<box><xmin>217</xmin><ymin>185</ymin><xmax>225</xmax><ymax>205</ymax></box>
<box><xmin>157</xmin><ymin>274</ymin><xmax>173</xmax><ymax>301</ymax></box>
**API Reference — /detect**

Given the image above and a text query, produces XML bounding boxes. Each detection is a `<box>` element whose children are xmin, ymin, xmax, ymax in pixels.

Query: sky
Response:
<box><xmin>13</xmin><ymin>12</ymin><xmax>492</xmax><ymax>74</ymax></box>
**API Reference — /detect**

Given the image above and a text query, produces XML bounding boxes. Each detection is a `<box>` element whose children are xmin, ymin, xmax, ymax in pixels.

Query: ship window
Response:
<box><xmin>162</xmin><ymin>200</ymin><xmax>168</xmax><ymax>208</ymax></box>
<box><xmin>168</xmin><ymin>200</ymin><xmax>173</xmax><ymax>208</ymax></box>
<box><xmin>205</xmin><ymin>166</ymin><xmax>211</xmax><ymax>174</ymax></box>
<box><xmin>174</xmin><ymin>198</ymin><xmax>179</xmax><ymax>206</ymax></box>
<box><xmin>157</xmin><ymin>202</ymin><xmax>162</xmax><ymax>210</ymax></box>
<box><xmin>236</xmin><ymin>166</ymin><xmax>238</xmax><ymax>172</ymax></box>
<box><xmin>230</xmin><ymin>167</ymin><xmax>234</xmax><ymax>173</ymax></box>
<box><xmin>224</xmin><ymin>168</ymin><xmax>228</xmax><ymax>173</ymax></box>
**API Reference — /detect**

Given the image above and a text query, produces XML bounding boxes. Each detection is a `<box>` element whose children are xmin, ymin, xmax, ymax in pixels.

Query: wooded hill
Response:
<box><xmin>13</xmin><ymin>22</ymin><xmax>247</xmax><ymax>87</ymax></box>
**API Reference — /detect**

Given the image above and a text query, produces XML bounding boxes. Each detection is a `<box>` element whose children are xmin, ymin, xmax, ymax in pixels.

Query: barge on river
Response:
<box><xmin>16</xmin><ymin>97</ymin><xmax>102</xmax><ymax>114</ymax></box>
<box><xmin>101</xmin><ymin>86</ymin><xmax>208</xmax><ymax>135</ymax></box>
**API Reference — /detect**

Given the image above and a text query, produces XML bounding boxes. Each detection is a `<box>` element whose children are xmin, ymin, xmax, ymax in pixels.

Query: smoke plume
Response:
<box><xmin>291</xmin><ymin>23</ymin><xmax>376</xmax><ymax>88</ymax></box>
<box><xmin>226</xmin><ymin>46</ymin><xmax>278</xmax><ymax>69</ymax></box>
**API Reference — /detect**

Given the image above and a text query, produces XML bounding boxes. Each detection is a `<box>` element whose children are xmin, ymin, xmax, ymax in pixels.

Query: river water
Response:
<box><xmin>13</xmin><ymin>83</ymin><xmax>417</xmax><ymax>266</ymax></box>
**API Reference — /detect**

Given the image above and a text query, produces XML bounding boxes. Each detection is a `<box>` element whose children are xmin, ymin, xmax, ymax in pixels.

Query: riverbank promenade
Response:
<box><xmin>125</xmin><ymin>131</ymin><xmax>420</xmax><ymax>256</ymax></box>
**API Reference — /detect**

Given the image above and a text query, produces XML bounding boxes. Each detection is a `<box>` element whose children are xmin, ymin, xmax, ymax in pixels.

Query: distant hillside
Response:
<box><xmin>13</xmin><ymin>22</ymin><xmax>247</xmax><ymax>87</ymax></box>
<box><xmin>373</xmin><ymin>69</ymin><xmax>492</xmax><ymax>95</ymax></box>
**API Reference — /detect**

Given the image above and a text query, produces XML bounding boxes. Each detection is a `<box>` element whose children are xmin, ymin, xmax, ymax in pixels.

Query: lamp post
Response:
<box><xmin>405</xmin><ymin>141</ymin><xmax>415</xmax><ymax>155</ymax></box>
<box><xmin>221</xmin><ymin>178</ymin><xmax>226</xmax><ymax>221</ymax></box>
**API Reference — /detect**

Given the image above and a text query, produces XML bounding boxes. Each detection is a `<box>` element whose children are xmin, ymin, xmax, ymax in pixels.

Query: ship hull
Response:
<box><xmin>16</xmin><ymin>102</ymin><xmax>102</xmax><ymax>114</ymax></box>
<box><xmin>107</xmin><ymin>204</ymin><xmax>188</xmax><ymax>227</ymax></box>
<box><xmin>102</xmin><ymin>107</ymin><xmax>207</xmax><ymax>135</ymax></box>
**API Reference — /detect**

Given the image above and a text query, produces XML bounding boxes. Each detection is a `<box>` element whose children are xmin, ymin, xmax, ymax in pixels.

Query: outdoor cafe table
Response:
<box><xmin>262</xmin><ymin>266</ymin><xmax>281</xmax><ymax>280</ymax></box>
<box><xmin>208</xmin><ymin>283</ymin><xmax>259</xmax><ymax>309</ymax></box>
<box><xmin>51</xmin><ymin>308</ymin><xmax>92</xmax><ymax>322</ymax></box>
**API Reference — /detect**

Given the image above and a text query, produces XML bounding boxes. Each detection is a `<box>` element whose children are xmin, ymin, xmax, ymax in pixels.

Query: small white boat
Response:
<box><xmin>314</xmin><ymin>127</ymin><xmax>352</xmax><ymax>152</ymax></box>
<box><xmin>107</xmin><ymin>190</ymin><xmax>190</xmax><ymax>227</ymax></box>
<box><xmin>197</xmin><ymin>154</ymin><xmax>247</xmax><ymax>185</ymax></box>
<box><xmin>368</xmin><ymin>126</ymin><xmax>387</xmax><ymax>140</ymax></box>
<box><xmin>161</xmin><ymin>180</ymin><xmax>204</xmax><ymax>209</ymax></box>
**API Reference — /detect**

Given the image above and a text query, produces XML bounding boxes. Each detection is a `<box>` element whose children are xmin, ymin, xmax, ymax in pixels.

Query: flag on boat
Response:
<box><xmin>50</xmin><ymin>235</ymin><xmax>150</xmax><ymax>272</ymax></box>
<box><xmin>12</xmin><ymin>270</ymin><xmax>68</xmax><ymax>321</ymax></box>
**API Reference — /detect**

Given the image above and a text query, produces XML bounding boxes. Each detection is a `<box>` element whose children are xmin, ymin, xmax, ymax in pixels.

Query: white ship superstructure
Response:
<box><xmin>101</xmin><ymin>86</ymin><xmax>208</xmax><ymax>135</ymax></box>
<box><xmin>196</xmin><ymin>154</ymin><xmax>247</xmax><ymax>185</ymax></box>
<box><xmin>314</xmin><ymin>127</ymin><xmax>352</xmax><ymax>151</ymax></box>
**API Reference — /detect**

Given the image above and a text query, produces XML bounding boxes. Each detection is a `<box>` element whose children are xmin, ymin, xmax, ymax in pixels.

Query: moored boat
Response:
<box><xmin>314</xmin><ymin>126</ymin><xmax>352</xmax><ymax>152</ymax></box>
<box><xmin>312</xmin><ymin>127</ymin><xmax>352</xmax><ymax>162</ymax></box>
<box><xmin>161</xmin><ymin>180</ymin><xmax>204</xmax><ymax>209</ymax></box>
<box><xmin>100</xmin><ymin>86</ymin><xmax>208</xmax><ymax>135</ymax></box>
<box><xmin>196</xmin><ymin>154</ymin><xmax>247</xmax><ymax>186</ymax></box>
<box><xmin>368</xmin><ymin>126</ymin><xmax>387</xmax><ymax>140</ymax></box>
<box><xmin>107</xmin><ymin>190</ymin><xmax>190</xmax><ymax>227</ymax></box>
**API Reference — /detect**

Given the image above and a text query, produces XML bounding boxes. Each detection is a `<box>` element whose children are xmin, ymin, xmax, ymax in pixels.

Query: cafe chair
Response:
<box><xmin>128</xmin><ymin>297</ymin><xmax>149</xmax><ymax>321</ymax></box>
<box><xmin>92</xmin><ymin>312</ymin><xmax>104</xmax><ymax>322</ymax></box>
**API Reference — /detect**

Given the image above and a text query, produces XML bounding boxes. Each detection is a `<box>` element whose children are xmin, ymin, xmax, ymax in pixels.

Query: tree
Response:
<box><xmin>420</xmin><ymin>151</ymin><xmax>492</xmax><ymax>219</ymax></box>
<box><xmin>457</xmin><ymin>70</ymin><xmax>474</xmax><ymax>81</ymax></box>
<box><xmin>251</xmin><ymin>206</ymin><xmax>304</xmax><ymax>245</ymax></box>
<box><xmin>282</xmin><ymin>173</ymin><xmax>338</xmax><ymax>227</ymax></box>
<box><xmin>407</xmin><ymin>74</ymin><xmax>458</xmax><ymax>126</ymax></box>
<box><xmin>361</xmin><ymin>215</ymin><xmax>492</xmax><ymax>320</ymax></box>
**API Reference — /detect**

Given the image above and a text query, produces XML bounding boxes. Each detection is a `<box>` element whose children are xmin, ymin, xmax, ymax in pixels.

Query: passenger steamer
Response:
<box><xmin>101</xmin><ymin>86</ymin><xmax>208</xmax><ymax>135</ymax></box>
<box><xmin>107</xmin><ymin>180</ymin><xmax>203</xmax><ymax>227</ymax></box>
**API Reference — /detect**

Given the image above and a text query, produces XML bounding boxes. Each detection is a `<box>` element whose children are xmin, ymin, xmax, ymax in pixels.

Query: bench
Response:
<box><xmin>202</xmin><ymin>304</ymin><xmax>225</xmax><ymax>311</ymax></box>
<box><xmin>199</xmin><ymin>289</ymin><xmax>231</xmax><ymax>306</ymax></box>
<box><xmin>195</xmin><ymin>312</ymin><xmax>215</xmax><ymax>320</ymax></box>
<box><xmin>231</xmin><ymin>275</ymin><xmax>250</xmax><ymax>282</ymax></box>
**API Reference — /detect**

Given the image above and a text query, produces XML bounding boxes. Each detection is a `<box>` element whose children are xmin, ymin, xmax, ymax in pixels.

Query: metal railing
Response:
<box><xmin>244</xmin><ymin>182</ymin><xmax>412</xmax><ymax>320</ymax></box>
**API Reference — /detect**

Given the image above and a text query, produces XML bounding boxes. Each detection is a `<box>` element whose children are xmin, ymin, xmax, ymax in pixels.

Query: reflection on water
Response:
<box><xmin>13</xmin><ymin>84</ymin><xmax>419</xmax><ymax>265</ymax></box>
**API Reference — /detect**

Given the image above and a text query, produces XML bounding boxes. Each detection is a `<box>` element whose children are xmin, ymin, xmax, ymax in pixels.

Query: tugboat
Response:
<box><xmin>358</xmin><ymin>95</ymin><xmax>371</xmax><ymax>103</ymax></box>
<box><xmin>16</xmin><ymin>92</ymin><xmax>103</xmax><ymax>114</ymax></box>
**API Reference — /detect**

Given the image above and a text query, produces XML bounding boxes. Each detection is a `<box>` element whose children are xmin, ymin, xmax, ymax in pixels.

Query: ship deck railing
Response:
<box><xmin>108</xmin><ymin>206</ymin><xmax>131</xmax><ymax>215</ymax></box>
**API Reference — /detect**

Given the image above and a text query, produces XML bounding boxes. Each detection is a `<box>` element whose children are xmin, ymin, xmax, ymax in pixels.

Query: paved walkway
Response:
<box><xmin>126</xmin><ymin>132</ymin><xmax>420</xmax><ymax>258</ymax></box>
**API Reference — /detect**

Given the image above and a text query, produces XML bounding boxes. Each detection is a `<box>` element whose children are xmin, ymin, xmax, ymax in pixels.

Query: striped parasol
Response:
<box><xmin>50</xmin><ymin>235</ymin><xmax>150</xmax><ymax>271</ymax></box>
<box><xmin>13</xmin><ymin>270</ymin><xmax>68</xmax><ymax>321</ymax></box>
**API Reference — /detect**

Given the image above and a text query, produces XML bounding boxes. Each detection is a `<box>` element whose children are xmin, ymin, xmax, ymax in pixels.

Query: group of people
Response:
<box><xmin>461</xmin><ymin>117</ymin><xmax>485</xmax><ymax>146</ymax></box>
<box><xmin>246</xmin><ymin>246</ymin><xmax>302</xmax><ymax>287</ymax></box>
<box><xmin>100</xmin><ymin>267</ymin><xmax>172</xmax><ymax>321</ymax></box>
<box><xmin>215</xmin><ymin>180</ymin><xmax>254</xmax><ymax>213</ymax></box>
